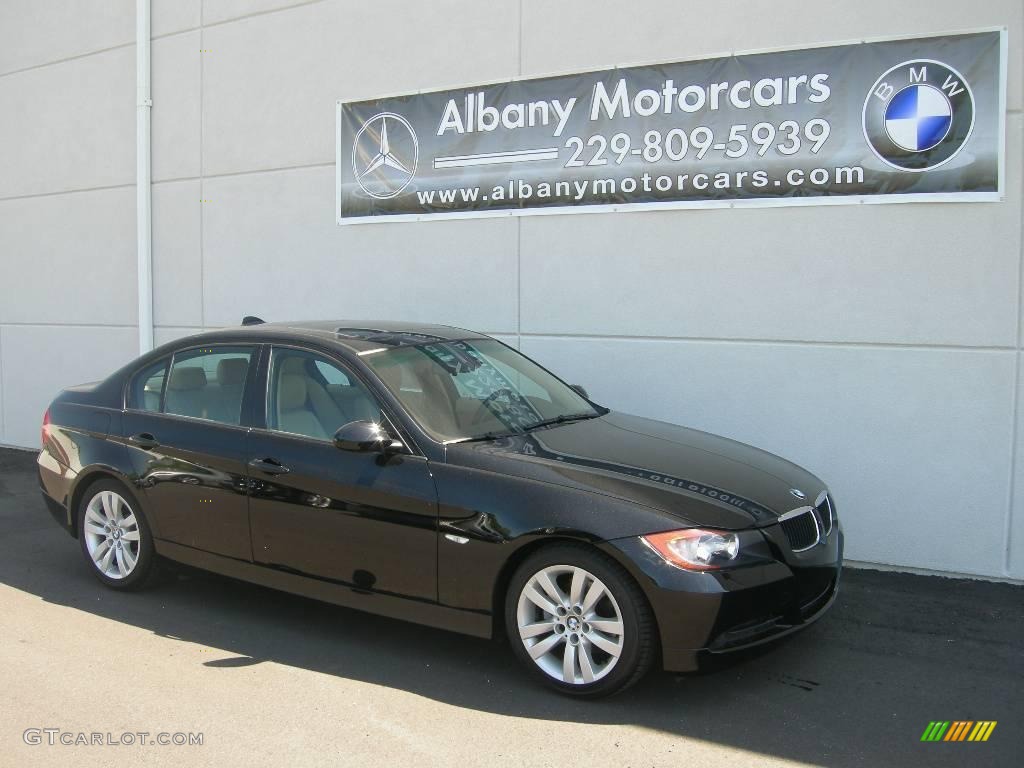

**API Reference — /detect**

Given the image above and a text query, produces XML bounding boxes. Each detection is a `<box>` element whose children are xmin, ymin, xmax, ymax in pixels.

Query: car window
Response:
<box><xmin>267</xmin><ymin>349</ymin><xmax>382</xmax><ymax>441</ymax></box>
<box><xmin>364</xmin><ymin>339</ymin><xmax>596</xmax><ymax>441</ymax></box>
<box><xmin>164</xmin><ymin>347</ymin><xmax>254</xmax><ymax>425</ymax></box>
<box><xmin>128</xmin><ymin>358</ymin><xmax>169</xmax><ymax>412</ymax></box>
<box><xmin>314</xmin><ymin>359</ymin><xmax>351</xmax><ymax>386</ymax></box>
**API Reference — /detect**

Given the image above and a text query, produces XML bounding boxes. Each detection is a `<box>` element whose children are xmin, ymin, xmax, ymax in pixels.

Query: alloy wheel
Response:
<box><xmin>516</xmin><ymin>564</ymin><xmax>625</xmax><ymax>685</ymax></box>
<box><xmin>82</xmin><ymin>490</ymin><xmax>141</xmax><ymax>579</ymax></box>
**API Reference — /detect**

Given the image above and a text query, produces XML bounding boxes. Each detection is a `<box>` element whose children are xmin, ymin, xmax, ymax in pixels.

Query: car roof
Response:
<box><xmin>178</xmin><ymin>319</ymin><xmax>491</xmax><ymax>354</ymax></box>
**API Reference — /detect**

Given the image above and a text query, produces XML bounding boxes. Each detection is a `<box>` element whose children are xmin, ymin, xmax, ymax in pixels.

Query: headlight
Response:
<box><xmin>641</xmin><ymin>528</ymin><xmax>740</xmax><ymax>570</ymax></box>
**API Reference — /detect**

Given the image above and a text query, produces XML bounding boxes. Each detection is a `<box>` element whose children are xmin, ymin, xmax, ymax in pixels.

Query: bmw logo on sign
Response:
<box><xmin>862</xmin><ymin>60</ymin><xmax>975</xmax><ymax>172</ymax></box>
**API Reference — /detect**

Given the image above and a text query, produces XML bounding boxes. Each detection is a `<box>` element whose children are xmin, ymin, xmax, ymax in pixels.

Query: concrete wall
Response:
<box><xmin>1</xmin><ymin>0</ymin><xmax>1021</xmax><ymax>580</ymax></box>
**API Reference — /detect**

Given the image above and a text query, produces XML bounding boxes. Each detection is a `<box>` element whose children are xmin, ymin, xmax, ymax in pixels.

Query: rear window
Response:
<box><xmin>163</xmin><ymin>347</ymin><xmax>255</xmax><ymax>425</ymax></box>
<box><xmin>127</xmin><ymin>358</ymin><xmax>169</xmax><ymax>412</ymax></box>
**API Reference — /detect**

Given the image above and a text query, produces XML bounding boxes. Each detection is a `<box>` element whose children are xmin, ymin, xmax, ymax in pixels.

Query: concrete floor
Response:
<box><xmin>1</xmin><ymin>446</ymin><xmax>1021</xmax><ymax>767</ymax></box>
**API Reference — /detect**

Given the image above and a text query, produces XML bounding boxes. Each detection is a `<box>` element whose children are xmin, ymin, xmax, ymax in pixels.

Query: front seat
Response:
<box><xmin>276</xmin><ymin>374</ymin><xmax>328</xmax><ymax>439</ymax></box>
<box><xmin>278</xmin><ymin>356</ymin><xmax>348</xmax><ymax>433</ymax></box>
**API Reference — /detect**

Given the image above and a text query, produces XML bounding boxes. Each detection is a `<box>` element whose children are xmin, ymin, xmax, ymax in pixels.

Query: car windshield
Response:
<box><xmin>362</xmin><ymin>339</ymin><xmax>600</xmax><ymax>442</ymax></box>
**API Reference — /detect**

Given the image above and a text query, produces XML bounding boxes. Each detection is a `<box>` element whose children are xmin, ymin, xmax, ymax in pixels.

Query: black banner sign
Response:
<box><xmin>337</xmin><ymin>30</ymin><xmax>1005</xmax><ymax>223</ymax></box>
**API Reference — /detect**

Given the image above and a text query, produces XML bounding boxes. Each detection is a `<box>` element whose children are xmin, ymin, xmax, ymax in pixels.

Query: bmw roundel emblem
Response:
<box><xmin>862</xmin><ymin>59</ymin><xmax>975</xmax><ymax>172</ymax></box>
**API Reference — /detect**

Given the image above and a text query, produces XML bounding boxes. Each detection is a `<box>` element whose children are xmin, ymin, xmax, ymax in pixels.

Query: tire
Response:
<box><xmin>505</xmin><ymin>543</ymin><xmax>656</xmax><ymax>697</ymax></box>
<box><xmin>76</xmin><ymin>478</ymin><xmax>158</xmax><ymax>590</ymax></box>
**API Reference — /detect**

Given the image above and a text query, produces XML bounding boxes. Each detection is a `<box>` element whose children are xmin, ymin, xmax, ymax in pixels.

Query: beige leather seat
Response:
<box><xmin>212</xmin><ymin>357</ymin><xmax>249</xmax><ymax>423</ymax></box>
<box><xmin>164</xmin><ymin>366</ymin><xmax>208</xmax><ymax>419</ymax></box>
<box><xmin>274</xmin><ymin>356</ymin><xmax>347</xmax><ymax>439</ymax></box>
<box><xmin>276</xmin><ymin>374</ymin><xmax>329</xmax><ymax>439</ymax></box>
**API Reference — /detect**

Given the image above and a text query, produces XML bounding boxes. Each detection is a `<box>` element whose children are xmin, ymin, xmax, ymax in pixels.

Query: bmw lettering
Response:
<box><xmin>863</xmin><ymin>60</ymin><xmax>975</xmax><ymax>171</ymax></box>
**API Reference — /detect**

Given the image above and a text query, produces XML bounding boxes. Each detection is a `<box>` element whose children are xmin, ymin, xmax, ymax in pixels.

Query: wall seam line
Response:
<box><xmin>516</xmin><ymin>0</ymin><xmax>524</xmax><ymax>348</ymax></box>
<box><xmin>516</xmin><ymin>332</ymin><xmax>1017</xmax><ymax>352</ymax></box>
<box><xmin>0</xmin><ymin>326</ymin><xmax>6</xmax><ymax>443</ymax></box>
<box><xmin>0</xmin><ymin>183</ymin><xmax>134</xmax><ymax>203</ymax></box>
<box><xmin>0</xmin><ymin>162</ymin><xmax>339</xmax><ymax>203</ymax></box>
<box><xmin>199</xmin><ymin>6</ymin><xmax>206</xmax><ymax>330</ymax></box>
<box><xmin>201</xmin><ymin>0</ymin><xmax>330</xmax><ymax>31</ymax></box>
<box><xmin>0</xmin><ymin>323</ymin><xmax>138</xmax><ymax>329</ymax></box>
<box><xmin>1006</xmin><ymin>353</ymin><xmax>1020</xmax><ymax>576</ymax></box>
<box><xmin>0</xmin><ymin>41</ymin><xmax>135</xmax><ymax>79</ymax></box>
<box><xmin>1006</xmin><ymin>154</ymin><xmax>1024</xmax><ymax>575</ymax></box>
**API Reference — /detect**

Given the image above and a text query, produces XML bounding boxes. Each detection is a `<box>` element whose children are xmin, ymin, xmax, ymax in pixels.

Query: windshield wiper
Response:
<box><xmin>452</xmin><ymin>429</ymin><xmax>521</xmax><ymax>444</ymax></box>
<box><xmin>452</xmin><ymin>412</ymin><xmax>600</xmax><ymax>444</ymax></box>
<box><xmin>522</xmin><ymin>412</ymin><xmax>600</xmax><ymax>432</ymax></box>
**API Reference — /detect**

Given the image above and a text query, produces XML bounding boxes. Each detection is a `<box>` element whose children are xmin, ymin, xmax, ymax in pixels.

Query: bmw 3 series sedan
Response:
<box><xmin>38</xmin><ymin>320</ymin><xmax>842</xmax><ymax>696</ymax></box>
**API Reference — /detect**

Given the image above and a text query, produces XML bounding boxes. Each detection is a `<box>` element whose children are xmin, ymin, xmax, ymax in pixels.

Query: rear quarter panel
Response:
<box><xmin>40</xmin><ymin>394</ymin><xmax>132</xmax><ymax>534</ymax></box>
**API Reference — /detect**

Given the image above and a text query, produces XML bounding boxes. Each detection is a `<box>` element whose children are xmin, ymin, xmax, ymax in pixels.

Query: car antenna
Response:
<box><xmin>241</xmin><ymin>315</ymin><xmax>265</xmax><ymax>326</ymax></box>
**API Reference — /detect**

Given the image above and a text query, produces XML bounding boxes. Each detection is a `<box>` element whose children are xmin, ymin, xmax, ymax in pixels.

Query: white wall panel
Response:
<box><xmin>201</xmin><ymin>0</ymin><xmax>519</xmax><ymax>175</ymax></box>
<box><xmin>202</xmin><ymin>0</ymin><xmax>312</xmax><ymax>26</ymax></box>
<box><xmin>155</xmin><ymin>327</ymin><xmax>206</xmax><ymax>347</ymax></box>
<box><xmin>201</xmin><ymin>165</ymin><xmax>519</xmax><ymax>333</ymax></box>
<box><xmin>0</xmin><ymin>0</ymin><xmax>200</xmax><ymax>75</ymax></box>
<box><xmin>153</xmin><ymin>181</ymin><xmax>203</xmax><ymax>327</ymax></box>
<box><xmin>0</xmin><ymin>325</ymin><xmax>137</xmax><ymax>448</ymax></box>
<box><xmin>521</xmin><ymin>335</ymin><xmax>1016</xmax><ymax>578</ymax></box>
<box><xmin>0</xmin><ymin>188</ymin><xmax>137</xmax><ymax>325</ymax></box>
<box><xmin>153</xmin><ymin>0</ymin><xmax>202</xmax><ymax>37</ymax></box>
<box><xmin>152</xmin><ymin>32</ymin><xmax>202</xmax><ymax>181</ymax></box>
<box><xmin>0</xmin><ymin>47</ymin><xmax>134</xmax><ymax>198</ymax></box>
<box><xmin>0</xmin><ymin>327</ymin><xmax>5</xmax><ymax>442</ymax></box>
<box><xmin>1009</xmin><ymin>352</ymin><xmax>1024</xmax><ymax>580</ymax></box>
<box><xmin>0</xmin><ymin>1</ymin><xmax>134</xmax><ymax>75</ymax></box>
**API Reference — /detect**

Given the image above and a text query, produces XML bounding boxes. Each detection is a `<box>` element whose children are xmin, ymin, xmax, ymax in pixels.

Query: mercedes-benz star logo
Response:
<box><xmin>351</xmin><ymin>112</ymin><xmax>419</xmax><ymax>200</ymax></box>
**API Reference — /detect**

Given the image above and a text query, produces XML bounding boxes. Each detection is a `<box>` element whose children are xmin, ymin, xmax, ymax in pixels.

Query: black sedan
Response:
<box><xmin>38</xmin><ymin>319</ymin><xmax>842</xmax><ymax>697</ymax></box>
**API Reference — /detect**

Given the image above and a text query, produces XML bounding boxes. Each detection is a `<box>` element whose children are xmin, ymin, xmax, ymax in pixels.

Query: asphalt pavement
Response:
<box><xmin>1</xmin><ymin>446</ymin><xmax>1021</xmax><ymax>767</ymax></box>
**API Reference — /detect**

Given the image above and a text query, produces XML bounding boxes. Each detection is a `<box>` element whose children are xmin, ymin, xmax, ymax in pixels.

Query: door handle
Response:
<box><xmin>128</xmin><ymin>432</ymin><xmax>158</xmax><ymax>450</ymax></box>
<box><xmin>248</xmin><ymin>457</ymin><xmax>290</xmax><ymax>475</ymax></box>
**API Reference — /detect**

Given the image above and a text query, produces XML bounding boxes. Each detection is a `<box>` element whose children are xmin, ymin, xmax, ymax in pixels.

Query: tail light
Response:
<box><xmin>41</xmin><ymin>408</ymin><xmax>51</xmax><ymax>448</ymax></box>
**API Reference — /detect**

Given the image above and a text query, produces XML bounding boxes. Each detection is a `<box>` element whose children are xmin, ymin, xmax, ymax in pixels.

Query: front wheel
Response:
<box><xmin>77</xmin><ymin>479</ymin><xmax>157</xmax><ymax>590</ymax></box>
<box><xmin>505</xmin><ymin>544</ymin><xmax>656</xmax><ymax>697</ymax></box>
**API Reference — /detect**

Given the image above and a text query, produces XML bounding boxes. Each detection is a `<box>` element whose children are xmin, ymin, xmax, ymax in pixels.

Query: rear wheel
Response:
<box><xmin>505</xmin><ymin>543</ymin><xmax>656</xmax><ymax>697</ymax></box>
<box><xmin>77</xmin><ymin>479</ymin><xmax>157</xmax><ymax>590</ymax></box>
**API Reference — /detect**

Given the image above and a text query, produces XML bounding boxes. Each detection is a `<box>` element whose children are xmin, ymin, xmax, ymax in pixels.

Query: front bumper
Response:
<box><xmin>603</xmin><ymin>524</ymin><xmax>843</xmax><ymax>672</ymax></box>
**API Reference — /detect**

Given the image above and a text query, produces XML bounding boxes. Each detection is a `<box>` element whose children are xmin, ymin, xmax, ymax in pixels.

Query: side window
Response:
<box><xmin>268</xmin><ymin>349</ymin><xmax>382</xmax><ymax>440</ymax></box>
<box><xmin>164</xmin><ymin>347</ymin><xmax>254</xmax><ymax>425</ymax></box>
<box><xmin>314</xmin><ymin>359</ymin><xmax>351</xmax><ymax>386</ymax></box>
<box><xmin>128</xmin><ymin>358</ymin><xmax>169</xmax><ymax>412</ymax></box>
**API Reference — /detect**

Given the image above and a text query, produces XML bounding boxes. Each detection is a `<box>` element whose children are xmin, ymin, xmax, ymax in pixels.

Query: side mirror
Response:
<box><xmin>569</xmin><ymin>384</ymin><xmax>589</xmax><ymax>400</ymax></box>
<box><xmin>333</xmin><ymin>421</ymin><xmax>403</xmax><ymax>454</ymax></box>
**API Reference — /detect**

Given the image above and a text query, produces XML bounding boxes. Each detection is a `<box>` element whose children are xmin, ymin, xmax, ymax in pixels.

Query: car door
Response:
<box><xmin>246</xmin><ymin>345</ymin><xmax>438</xmax><ymax>601</ymax></box>
<box><xmin>122</xmin><ymin>344</ymin><xmax>259</xmax><ymax>561</ymax></box>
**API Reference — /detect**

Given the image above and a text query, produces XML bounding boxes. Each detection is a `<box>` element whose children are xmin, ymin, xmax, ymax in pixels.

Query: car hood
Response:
<box><xmin>444</xmin><ymin>411</ymin><xmax>825</xmax><ymax>530</ymax></box>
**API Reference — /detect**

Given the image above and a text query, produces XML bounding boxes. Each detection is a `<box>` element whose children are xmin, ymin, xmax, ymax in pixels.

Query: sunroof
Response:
<box><xmin>333</xmin><ymin>328</ymin><xmax>449</xmax><ymax>346</ymax></box>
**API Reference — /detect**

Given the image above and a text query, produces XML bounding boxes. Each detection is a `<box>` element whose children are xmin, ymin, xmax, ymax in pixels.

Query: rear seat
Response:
<box><xmin>210</xmin><ymin>357</ymin><xmax>249</xmax><ymax>424</ymax></box>
<box><xmin>164</xmin><ymin>366</ymin><xmax>208</xmax><ymax>419</ymax></box>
